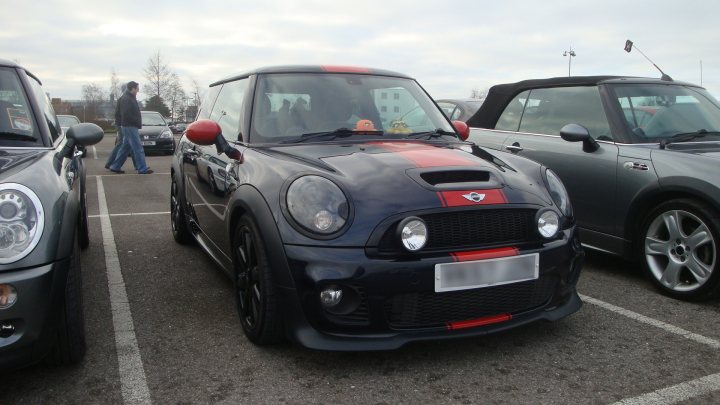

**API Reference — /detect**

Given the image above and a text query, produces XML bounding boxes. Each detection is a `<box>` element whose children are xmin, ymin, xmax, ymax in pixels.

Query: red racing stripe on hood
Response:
<box><xmin>372</xmin><ymin>142</ymin><xmax>476</xmax><ymax>168</ymax></box>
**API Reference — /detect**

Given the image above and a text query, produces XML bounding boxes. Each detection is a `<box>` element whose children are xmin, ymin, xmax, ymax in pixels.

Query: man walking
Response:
<box><xmin>105</xmin><ymin>84</ymin><xmax>136</xmax><ymax>170</ymax></box>
<box><xmin>109</xmin><ymin>81</ymin><xmax>153</xmax><ymax>174</ymax></box>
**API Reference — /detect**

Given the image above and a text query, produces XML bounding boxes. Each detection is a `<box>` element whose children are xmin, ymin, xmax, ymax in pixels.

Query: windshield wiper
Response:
<box><xmin>660</xmin><ymin>129</ymin><xmax>720</xmax><ymax>149</ymax></box>
<box><xmin>282</xmin><ymin>128</ymin><xmax>383</xmax><ymax>144</ymax></box>
<box><xmin>0</xmin><ymin>132</ymin><xmax>38</xmax><ymax>142</ymax></box>
<box><xmin>405</xmin><ymin>128</ymin><xmax>457</xmax><ymax>140</ymax></box>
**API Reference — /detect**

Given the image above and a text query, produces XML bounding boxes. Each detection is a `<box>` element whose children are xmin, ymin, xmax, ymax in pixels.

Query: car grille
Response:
<box><xmin>378</xmin><ymin>209</ymin><xmax>538</xmax><ymax>253</ymax></box>
<box><xmin>384</xmin><ymin>274</ymin><xmax>557</xmax><ymax>329</ymax></box>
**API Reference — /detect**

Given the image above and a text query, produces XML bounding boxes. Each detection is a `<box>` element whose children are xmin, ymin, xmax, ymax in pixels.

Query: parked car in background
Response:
<box><xmin>0</xmin><ymin>58</ymin><xmax>104</xmax><ymax>368</ymax></box>
<box><xmin>57</xmin><ymin>114</ymin><xmax>80</xmax><ymax>133</ymax></box>
<box><xmin>467</xmin><ymin>75</ymin><xmax>720</xmax><ymax>300</ymax></box>
<box><xmin>140</xmin><ymin>111</ymin><xmax>175</xmax><ymax>154</ymax></box>
<box><xmin>171</xmin><ymin>65</ymin><xmax>583</xmax><ymax>350</ymax></box>
<box><xmin>436</xmin><ymin>98</ymin><xmax>484</xmax><ymax>122</ymax></box>
<box><xmin>170</xmin><ymin>122</ymin><xmax>187</xmax><ymax>134</ymax></box>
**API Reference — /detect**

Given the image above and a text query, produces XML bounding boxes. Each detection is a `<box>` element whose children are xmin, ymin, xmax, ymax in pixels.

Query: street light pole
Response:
<box><xmin>563</xmin><ymin>47</ymin><xmax>576</xmax><ymax>77</ymax></box>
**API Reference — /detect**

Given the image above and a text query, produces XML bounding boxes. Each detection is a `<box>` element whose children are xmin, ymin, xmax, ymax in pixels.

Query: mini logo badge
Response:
<box><xmin>462</xmin><ymin>192</ymin><xmax>486</xmax><ymax>203</ymax></box>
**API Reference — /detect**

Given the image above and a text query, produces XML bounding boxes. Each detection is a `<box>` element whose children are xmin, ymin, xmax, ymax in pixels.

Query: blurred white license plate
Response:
<box><xmin>435</xmin><ymin>253</ymin><xmax>539</xmax><ymax>292</ymax></box>
<box><xmin>142</xmin><ymin>141</ymin><xmax>156</xmax><ymax>146</ymax></box>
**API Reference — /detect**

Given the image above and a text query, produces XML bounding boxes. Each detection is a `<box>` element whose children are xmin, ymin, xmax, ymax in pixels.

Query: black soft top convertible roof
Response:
<box><xmin>466</xmin><ymin>76</ymin><xmax>621</xmax><ymax>128</ymax></box>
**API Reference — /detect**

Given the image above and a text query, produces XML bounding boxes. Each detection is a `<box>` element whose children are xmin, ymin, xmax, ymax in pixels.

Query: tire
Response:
<box><xmin>47</xmin><ymin>235</ymin><xmax>86</xmax><ymax>365</ymax></box>
<box><xmin>640</xmin><ymin>198</ymin><xmax>720</xmax><ymax>301</ymax></box>
<box><xmin>208</xmin><ymin>169</ymin><xmax>218</xmax><ymax>195</ymax></box>
<box><xmin>232</xmin><ymin>215</ymin><xmax>284</xmax><ymax>345</ymax></box>
<box><xmin>170</xmin><ymin>176</ymin><xmax>193</xmax><ymax>244</ymax></box>
<box><xmin>78</xmin><ymin>182</ymin><xmax>90</xmax><ymax>250</ymax></box>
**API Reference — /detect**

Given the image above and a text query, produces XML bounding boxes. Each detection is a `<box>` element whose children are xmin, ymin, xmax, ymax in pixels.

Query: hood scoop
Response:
<box><xmin>411</xmin><ymin>169</ymin><xmax>501</xmax><ymax>190</ymax></box>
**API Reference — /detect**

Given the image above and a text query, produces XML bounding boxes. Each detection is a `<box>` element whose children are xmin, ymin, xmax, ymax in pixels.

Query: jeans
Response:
<box><xmin>110</xmin><ymin>126</ymin><xmax>149</xmax><ymax>173</ymax></box>
<box><xmin>105</xmin><ymin>127</ymin><xmax>136</xmax><ymax>169</ymax></box>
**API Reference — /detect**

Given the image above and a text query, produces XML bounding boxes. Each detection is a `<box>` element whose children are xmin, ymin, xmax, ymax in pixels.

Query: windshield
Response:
<box><xmin>0</xmin><ymin>67</ymin><xmax>42</xmax><ymax>145</ymax></box>
<box><xmin>57</xmin><ymin>115</ymin><xmax>80</xmax><ymax>128</ymax></box>
<box><xmin>142</xmin><ymin>112</ymin><xmax>166</xmax><ymax>126</ymax></box>
<box><xmin>250</xmin><ymin>73</ymin><xmax>454</xmax><ymax>143</ymax></box>
<box><xmin>612</xmin><ymin>84</ymin><xmax>720</xmax><ymax>142</ymax></box>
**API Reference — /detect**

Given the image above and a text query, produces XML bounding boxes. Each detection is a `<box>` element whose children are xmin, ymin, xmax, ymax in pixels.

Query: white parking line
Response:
<box><xmin>89</xmin><ymin>172</ymin><xmax>171</xmax><ymax>178</ymax></box>
<box><xmin>611</xmin><ymin>371</ymin><xmax>720</xmax><ymax>405</ymax></box>
<box><xmin>89</xmin><ymin>211</ymin><xmax>170</xmax><ymax>218</ymax></box>
<box><xmin>97</xmin><ymin>176</ymin><xmax>152</xmax><ymax>404</ymax></box>
<box><xmin>580</xmin><ymin>294</ymin><xmax>720</xmax><ymax>349</ymax></box>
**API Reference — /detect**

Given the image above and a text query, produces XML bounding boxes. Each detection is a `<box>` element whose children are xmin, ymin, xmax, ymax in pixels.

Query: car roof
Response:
<box><xmin>0</xmin><ymin>57</ymin><xmax>42</xmax><ymax>84</ymax></box>
<box><xmin>210</xmin><ymin>65</ymin><xmax>412</xmax><ymax>87</ymax></box>
<box><xmin>467</xmin><ymin>75</ymin><xmax>702</xmax><ymax>128</ymax></box>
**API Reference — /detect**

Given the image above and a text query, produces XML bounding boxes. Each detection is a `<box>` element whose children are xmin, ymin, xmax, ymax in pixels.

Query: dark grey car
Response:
<box><xmin>0</xmin><ymin>58</ymin><xmax>103</xmax><ymax>368</ymax></box>
<box><xmin>140</xmin><ymin>111</ymin><xmax>175</xmax><ymax>154</ymax></box>
<box><xmin>468</xmin><ymin>76</ymin><xmax>720</xmax><ymax>300</ymax></box>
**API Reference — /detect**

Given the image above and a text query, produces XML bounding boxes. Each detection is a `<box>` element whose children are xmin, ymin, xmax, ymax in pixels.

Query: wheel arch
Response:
<box><xmin>624</xmin><ymin>178</ymin><xmax>720</xmax><ymax>254</ymax></box>
<box><xmin>227</xmin><ymin>185</ymin><xmax>295</xmax><ymax>288</ymax></box>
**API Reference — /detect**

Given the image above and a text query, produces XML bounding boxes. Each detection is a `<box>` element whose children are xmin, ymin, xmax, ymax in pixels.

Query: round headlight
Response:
<box><xmin>537</xmin><ymin>210</ymin><xmax>560</xmax><ymax>238</ymax></box>
<box><xmin>286</xmin><ymin>176</ymin><xmax>349</xmax><ymax>236</ymax></box>
<box><xmin>0</xmin><ymin>184</ymin><xmax>44</xmax><ymax>264</ymax></box>
<box><xmin>398</xmin><ymin>217</ymin><xmax>428</xmax><ymax>252</ymax></box>
<box><xmin>544</xmin><ymin>169</ymin><xmax>572</xmax><ymax>217</ymax></box>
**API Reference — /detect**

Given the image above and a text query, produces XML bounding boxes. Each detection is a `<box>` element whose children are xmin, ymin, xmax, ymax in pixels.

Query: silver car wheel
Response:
<box><xmin>645</xmin><ymin>209</ymin><xmax>716</xmax><ymax>292</ymax></box>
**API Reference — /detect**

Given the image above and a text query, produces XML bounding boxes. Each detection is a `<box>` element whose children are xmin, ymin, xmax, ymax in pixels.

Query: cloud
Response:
<box><xmin>1</xmin><ymin>0</ymin><xmax>718</xmax><ymax>100</ymax></box>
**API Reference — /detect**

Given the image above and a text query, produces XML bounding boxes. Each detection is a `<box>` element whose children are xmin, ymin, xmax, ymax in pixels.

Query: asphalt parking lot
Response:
<box><xmin>3</xmin><ymin>133</ymin><xmax>719</xmax><ymax>404</ymax></box>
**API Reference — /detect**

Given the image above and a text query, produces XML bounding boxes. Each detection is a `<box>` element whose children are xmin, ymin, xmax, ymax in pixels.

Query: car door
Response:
<box><xmin>499</xmin><ymin>86</ymin><xmax>620</xmax><ymax>239</ymax></box>
<box><xmin>193</xmin><ymin>78</ymin><xmax>248</xmax><ymax>259</ymax></box>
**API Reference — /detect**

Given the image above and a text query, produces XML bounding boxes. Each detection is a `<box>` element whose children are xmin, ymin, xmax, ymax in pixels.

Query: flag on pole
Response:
<box><xmin>624</xmin><ymin>40</ymin><xmax>633</xmax><ymax>53</ymax></box>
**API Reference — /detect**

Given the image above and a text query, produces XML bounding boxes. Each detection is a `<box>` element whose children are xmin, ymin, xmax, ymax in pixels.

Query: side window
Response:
<box><xmin>519</xmin><ymin>86</ymin><xmax>612</xmax><ymax>140</ymax></box>
<box><xmin>209</xmin><ymin>79</ymin><xmax>248</xmax><ymax>140</ymax></box>
<box><xmin>27</xmin><ymin>76</ymin><xmax>61</xmax><ymax>141</ymax></box>
<box><xmin>437</xmin><ymin>102</ymin><xmax>456</xmax><ymax>119</ymax></box>
<box><xmin>496</xmin><ymin>90</ymin><xmax>530</xmax><ymax>131</ymax></box>
<box><xmin>197</xmin><ymin>85</ymin><xmax>222</xmax><ymax>120</ymax></box>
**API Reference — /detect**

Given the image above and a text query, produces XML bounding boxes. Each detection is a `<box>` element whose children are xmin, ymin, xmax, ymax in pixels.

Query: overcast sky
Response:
<box><xmin>2</xmin><ymin>0</ymin><xmax>719</xmax><ymax>101</ymax></box>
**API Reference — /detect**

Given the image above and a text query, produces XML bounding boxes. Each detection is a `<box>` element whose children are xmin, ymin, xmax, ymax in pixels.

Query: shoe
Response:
<box><xmin>104</xmin><ymin>164</ymin><xmax>110</xmax><ymax>170</ymax></box>
<box><xmin>139</xmin><ymin>169</ymin><xmax>154</xmax><ymax>174</ymax></box>
<box><xmin>109</xmin><ymin>169</ymin><xmax>125</xmax><ymax>174</ymax></box>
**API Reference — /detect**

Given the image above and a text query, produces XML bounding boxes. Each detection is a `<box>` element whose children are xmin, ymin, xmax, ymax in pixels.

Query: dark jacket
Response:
<box><xmin>119</xmin><ymin>91</ymin><xmax>142</xmax><ymax>129</ymax></box>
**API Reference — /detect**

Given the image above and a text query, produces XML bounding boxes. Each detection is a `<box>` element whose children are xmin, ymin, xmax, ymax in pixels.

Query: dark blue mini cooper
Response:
<box><xmin>170</xmin><ymin>66</ymin><xmax>584</xmax><ymax>350</ymax></box>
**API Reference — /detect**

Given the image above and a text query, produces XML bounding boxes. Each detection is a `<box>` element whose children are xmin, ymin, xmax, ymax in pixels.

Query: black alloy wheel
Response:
<box><xmin>170</xmin><ymin>177</ymin><xmax>193</xmax><ymax>244</ymax></box>
<box><xmin>233</xmin><ymin>216</ymin><xmax>283</xmax><ymax>344</ymax></box>
<box><xmin>208</xmin><ymin>169</ymin><xmax>218</xmax><ymax>195</ymax></box>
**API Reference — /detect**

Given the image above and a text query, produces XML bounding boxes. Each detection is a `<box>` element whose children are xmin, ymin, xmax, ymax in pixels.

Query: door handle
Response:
<box><xmin>505</xmin><ymin>143</ymin><xmax>523</xmax><ymax>153</ymax></box>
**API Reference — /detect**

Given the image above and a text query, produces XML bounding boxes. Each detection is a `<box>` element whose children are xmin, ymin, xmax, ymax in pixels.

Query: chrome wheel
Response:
<box><xmin>645</xmin><ymin>209</ymin><xmax>716</xmax><ymax>292</ymax></box>
<box><xmin>170</xmin><ymin>180</ymin><xmax>180</xmax><ymax>233</ymax></box>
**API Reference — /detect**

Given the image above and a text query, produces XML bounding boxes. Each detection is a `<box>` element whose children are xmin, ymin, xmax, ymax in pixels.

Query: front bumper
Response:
<box><xmin>0</xmin><ymin>259</ymin><xmax>69</xmax><ymax>368</ymax></box>
<box><xmin>279</xmin><ymin>229</ymin><xmax>584</xmax><ymax>351</ymax></box>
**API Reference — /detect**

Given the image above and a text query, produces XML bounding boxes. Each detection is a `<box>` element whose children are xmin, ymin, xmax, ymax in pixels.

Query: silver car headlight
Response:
<box><xmin>543</xmin><ymin>169</ymin><xmax>572</xmax><ymax>217</ymax></box>
<box><xmin>285</xmin><ymin>175</ymin><xmax>349</xmax><ymax>236</ymax></box>
<box><xmin>160</xmin><ymin>130</ymin><xmax>173</xmax><ymax>139</ymax></box>
<box><xmin>0</xmin><ymin>184</ymin><xmax>44</xmax><ymax>264</ymax></box>
<box><xmin>537</xmin><ymin>209</ymin><xmax>560</xmax><ymax>238</ymax></box>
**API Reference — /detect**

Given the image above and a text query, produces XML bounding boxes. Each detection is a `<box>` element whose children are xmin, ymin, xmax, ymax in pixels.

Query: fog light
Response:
<box><xmin>537</xmin><ymin>210</ymin><xmax>560</xmax><ymax>238</ymax></box>
<box><xmin>0</xmin><ymin>284</ymin><xmax>17</xmax><ymax>309</ymax></box>
<box><xmin>399</xmin><ymin>217</ymin><xmax>428</xmax><ymax>252</ymax></box>
<box><xmin>320</xmin><ymin>286</ymin><xmax>343</xmax><ymax>307</ymax></box>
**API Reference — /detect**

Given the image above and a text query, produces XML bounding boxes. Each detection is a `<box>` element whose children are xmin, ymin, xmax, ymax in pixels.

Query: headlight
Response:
<box><xmin>285</xmin><ymin>176</ymin><xmax>349</xmax><ymax>236</ymax></box>
<box><xmin>537</xmin><ymin>210</ymin><xmax>560</xmax><ymax>238</ymax></box>
<box><xmin>160</xmin><ymin>130</ymin><xmax>173</xmax><ymax>139</ymax></box>
<box><xmin>543</xmin><ymin>169</ymin><xmax>572</xmax><ymax>217</ymax></box>
<box><xmin>398</xmin><ymin>217</ymin><xmax>428</xmax><ymax>252</ymax></box>
<box><xmin>0</xmin><ymin>184</ymin><xmax>44</xmax><ymax>264</ymax></box>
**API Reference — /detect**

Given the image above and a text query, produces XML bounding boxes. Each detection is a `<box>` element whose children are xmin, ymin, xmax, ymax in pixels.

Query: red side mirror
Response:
<box><xmin>186</xmin><ymin>119</ymin><xmax>221</xmax><ymax>145</ymax></box>
<box><xmin>452</xmin><ymin>120</ymin><xmax>470</xmax><ymax>141</ymax></box>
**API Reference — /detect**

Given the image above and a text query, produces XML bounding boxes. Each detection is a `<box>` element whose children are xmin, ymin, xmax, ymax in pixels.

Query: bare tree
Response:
<box><xmin>469</xmin><ymin>88</ymin><xmax>488</xmax><ymax>99</ymax></box>
<box><xmin>190</xmin><ymin>79</ymin><xmax>204</xmax><ymax>107</ymax></box>
<box><xmin>165</xmin><ymin>73</ymin><xmax>187</xmax><ymax>122</ymax></box>
<box><xmin>143</xmin><ymin>50</ymin><xmax>173</xmax><ymax>101</ymax></box>
<box><xmin>109</xmin><ymin>69</ymin><xmax>122</xmax><ymax>102</ymax></box>
<box><xmin>81</xmin><ymin>83</ymin><xmax>106</xmax><ymax>121</ymax></box>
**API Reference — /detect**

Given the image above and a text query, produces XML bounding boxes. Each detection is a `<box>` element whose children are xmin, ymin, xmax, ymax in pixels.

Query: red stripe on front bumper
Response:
<box><xmin>451</xmin><ymin>247</ymin><xmax>519</xmax><ymax>262</ymax></box>
<box><xmin>446</xmin><ymin>313</ymin><xmax>512</xmax><ymax>330</ymax></box>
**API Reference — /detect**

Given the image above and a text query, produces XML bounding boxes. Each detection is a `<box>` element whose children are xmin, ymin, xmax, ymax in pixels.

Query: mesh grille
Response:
<box><xmin>384</xmin><ymin>275</ymin><xmax>557</xmax><ymax>329</ymax></box>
